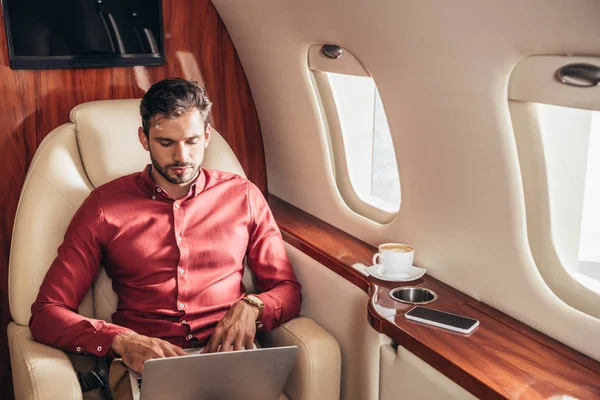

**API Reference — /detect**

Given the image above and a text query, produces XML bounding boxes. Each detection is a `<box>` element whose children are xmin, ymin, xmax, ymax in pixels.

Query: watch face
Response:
<box><xmin>248</xmin><ymin>295</ymin><xmax>264</xmax><ymax>307</ymax></box>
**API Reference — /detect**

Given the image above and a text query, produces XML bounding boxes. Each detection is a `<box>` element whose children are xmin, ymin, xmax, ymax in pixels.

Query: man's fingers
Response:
<box><xmin>114</xmin><ymin>333</ymin><xmax>189</xmax><ymax>375</ymax></box>
<box><xmin>122</xmin><ymin>355</ymin><xmax>137</xmax><ymax>373</ymax></box>
<box><xmin>162</xmin><ymin>345</ymin><xmax>180</xmax><ymax>358</ymax></box>
<box><xmin>173</xmin><ymin>345</ymin><xmax>187</xmax><ymax>356</ymax></box>
<box><xmin>165</xmin><ymin>342</ymin><xmax>186</xmax><ymax>357</ymax></box>
<box><xmin>125</xmin><ymin>353</ymin><xmax>150</xmax><ymax>375</ymax></box>
<box><xmin>244</xmin><ymin>334</ymin><xmax>254</xmax><ymax>351</ymax></box>
<box><xmin>132</xmin><ymin>357</ymin><xmax>146</xmax><ymax>375</ymax></box>
<box><xmin>205</xmin><ymin>337</ymin><xmax>216</xmax><ymax>353</ymax></box>
<box><xmin>156</xmin><ymin>340</ymin><xmax>182</xmax><ymax>358</ymax></box>
<box><xmin>233</xmin><ymin>336</ymin><xmax>244</xmax><ymax>351</ymax></box>
<box><xmin>218</xmin><ymin>331</ymin><xmax>236</xmax><ymax>353</ymax></box>
<box><xmin>205</xmin><ymin>330</ymin><xmax>221</xmax><ymax>353</ymax></box>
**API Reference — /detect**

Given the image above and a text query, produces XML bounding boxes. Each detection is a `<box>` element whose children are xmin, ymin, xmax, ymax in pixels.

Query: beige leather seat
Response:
<box><xmin>8</xmin><ymin>99</ymin><xmax>341</xmax><ymax>400</ymax></box>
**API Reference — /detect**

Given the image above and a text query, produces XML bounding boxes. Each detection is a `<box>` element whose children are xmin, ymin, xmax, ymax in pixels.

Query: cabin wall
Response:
<box><xmin>285</xmin><ymin>244</ymin><xmax>389</xmax><ymax>400</ymax></box>
<box><xmin>212</xmin><ymin>0</ymin><xmax>600</xmax><ymax>361</ymax></box>
<box><xmin>0</xmin><ymin>1</ymin><xmax>264</xmax><ymax>396</ymax></box>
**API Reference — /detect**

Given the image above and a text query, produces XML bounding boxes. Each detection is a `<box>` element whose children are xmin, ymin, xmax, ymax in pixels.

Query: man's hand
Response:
<box><xmin>204</xmin><ymin>300</ymin><xmax>260</xmax><ymax>353</ymax></box>
<box><xmin>111</xmin><ymin>331</ymin><xmax>187</xmax><ymax>374</ymax></box>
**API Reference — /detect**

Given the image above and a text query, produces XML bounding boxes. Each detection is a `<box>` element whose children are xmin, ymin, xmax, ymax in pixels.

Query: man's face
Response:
<box><xmin>138</xmin><ymin>108</ymin><xmax>211</xmax><ymax>185</ymax></box>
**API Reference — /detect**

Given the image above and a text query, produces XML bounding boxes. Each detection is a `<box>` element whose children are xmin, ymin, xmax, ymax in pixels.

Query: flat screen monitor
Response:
<box><xmin>2</xmin><ymin>0</ymin><xmax>165</xmax><ymax>70</ymax></box>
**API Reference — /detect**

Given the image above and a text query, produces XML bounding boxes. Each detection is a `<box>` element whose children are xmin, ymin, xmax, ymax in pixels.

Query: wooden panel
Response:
<box><xmin>0</xmin><ymin>1</ymin><xmax>265</xmax><ymax>397</ymax></box>
<box><xmin>469</xmin><ymin>301</ymin><xmax>600</xmax><ymax>376</ymax></box>
<box><xmin>386</xmin><ymin>304</ymin><xmax>600</xmax><ymax>399</ymax></box>
<box><xmin>268</xmin><ymin>195</ymin><xmax>372</xmax><ymax>292</ymax></box>
<box><xmin>269</xmin><ymin>195</ymin><xmax>600</xmax><ymax>400</ymax></box>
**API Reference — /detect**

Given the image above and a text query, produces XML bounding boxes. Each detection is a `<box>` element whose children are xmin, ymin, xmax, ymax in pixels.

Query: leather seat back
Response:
<box><xmin>9</xmin><ymin>99</ymin><xmax>256</xmax><ymax>325</ymax></box>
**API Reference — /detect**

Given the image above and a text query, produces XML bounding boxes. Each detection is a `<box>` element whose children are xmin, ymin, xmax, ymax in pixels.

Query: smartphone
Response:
<box><xmin>405</xmin><ymin>306</ymin><xmax>479</xmax><ymax>334</ymax></box>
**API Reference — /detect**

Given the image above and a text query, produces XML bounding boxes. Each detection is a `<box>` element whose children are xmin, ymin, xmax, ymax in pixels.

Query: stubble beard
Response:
<box><xmin>149</xmin><ymin>150</ymin><xmax>200</xmax><ymax>185</ymax></box>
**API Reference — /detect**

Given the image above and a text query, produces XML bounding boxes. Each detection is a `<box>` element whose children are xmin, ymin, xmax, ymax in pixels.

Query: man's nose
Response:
<box><xmin>173</xmin><ymin>144</ymin><xmax>188</xmax><ymax>163</ymax></box>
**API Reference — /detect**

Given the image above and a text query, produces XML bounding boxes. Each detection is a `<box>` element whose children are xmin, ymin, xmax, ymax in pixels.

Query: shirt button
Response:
<box><xmin>152</xmin><ymin>196</ymin><xmax>156</xmax><ymax>200</ymax></box>
<box><xmin>182</xmin><ymin>320</ymin><xmax>187</xmax><ymax>325</ymax></box>
<box><xmin>179</xmin><ymin>303</ymin><xmax>185</xmax><ymax>309</ymax></box>
<box><xmin>174</xmin><ymin>204</ymin><xmax>180</xmax><ymax>209</ymax></box>
<box><xmin>187</xmin><ymin>334</ymin><xmax>193</xmax><ymax>340</ymax></box>
<box><xmin>97</xmin><ymin>346</ymin><xmax>102</xmax><ymax>352</ymax></box>
<box><xmin>76</xmin><ymin>347</ymin><xmax>81</xmax><ymax>352</ymax></box>
<box><xmin>179</xmin><ymin>268</ymin><xmax>184</xmax><ymax>274</ymax></box>
<box><xmin>177</xmin><ymin>236</ymin><xmax>182</xmax><ymax>241</ymax></box>
<box><xmin>156</xmin><ymin>188</ymin><xmax>162</xmax><ymax>193</ymax></box>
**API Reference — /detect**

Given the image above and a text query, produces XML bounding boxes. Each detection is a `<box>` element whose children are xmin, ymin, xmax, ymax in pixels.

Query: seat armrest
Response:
<box><xmin>259</xmin><ymin>316</ymin><xmax>341</xmax><ymax>400</ymax></box>
<box><xmin>8</xmin><ymin>322</ymin><xmax>82</xmax><ymax>400</ymax></box>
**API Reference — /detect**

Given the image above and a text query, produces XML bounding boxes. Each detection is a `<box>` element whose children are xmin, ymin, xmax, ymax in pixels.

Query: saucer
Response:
<box><xmin>365</xmin><ymin>265</ymin><xmax>426</xmax><ymax>282</ymax></box>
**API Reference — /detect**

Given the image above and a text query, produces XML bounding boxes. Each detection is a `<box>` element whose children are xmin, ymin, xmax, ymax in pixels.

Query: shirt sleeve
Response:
<box><xmin>29</xmin><ymin>191</ymin><xmax>130</xmax><ymax>357</ymax></box>
<box><xmin>246</xmin><ymin>183</ymin><xmax>302</xmax><ymax>331</ymax></box>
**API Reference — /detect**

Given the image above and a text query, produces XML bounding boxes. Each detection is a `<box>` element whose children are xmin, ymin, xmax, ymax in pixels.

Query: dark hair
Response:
<box><xmin>140</xmin><ymin>78</ymin><xmax>213</xmax><ymax>136</ymax></box>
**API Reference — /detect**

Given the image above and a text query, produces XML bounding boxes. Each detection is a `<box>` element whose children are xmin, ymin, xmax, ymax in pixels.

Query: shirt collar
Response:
<box><xmin>137</xmin><ymin>164</ymin><xmax>206</xmax><ymax>199</ymax></box>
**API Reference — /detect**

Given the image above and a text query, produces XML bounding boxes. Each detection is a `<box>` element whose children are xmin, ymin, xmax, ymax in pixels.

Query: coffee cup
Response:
<box><xmin>372</xmin><ymin>243</ymin><xmax>414</xmax><ymax>276</ymax></box>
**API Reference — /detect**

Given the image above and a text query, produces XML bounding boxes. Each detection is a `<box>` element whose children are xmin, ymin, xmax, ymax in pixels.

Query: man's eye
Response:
<box><xmin>187</xmin><ymin>140</ymin><xmax>199</xmax><ymax>145</ymax></box>
<box><xmin>159</xmin><ymin>141</ymin><xmax>172</xmax><ymax>147</ymax></box>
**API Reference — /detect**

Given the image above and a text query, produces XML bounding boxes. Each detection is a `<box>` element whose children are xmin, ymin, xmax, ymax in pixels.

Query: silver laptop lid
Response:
<box><xmin>139</xmin><ymin>346</ymin><xmax>297</xmax><ymax>400</ymax></box>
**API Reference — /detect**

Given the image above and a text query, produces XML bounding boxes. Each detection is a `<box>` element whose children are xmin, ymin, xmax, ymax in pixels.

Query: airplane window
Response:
<box><xmin>537</xmin><ymin>104</ymin><xmax>600</xmax><ymax>286</ymax></box>
<box><xmin>578</xmin><ymin>112</ymin><xmax>599</xmax><ymax>283</ymax></box>
<box><xmin>326</xmin><ymin>72</ymin><xmax>400</xmax><ymax>211</ymax></box>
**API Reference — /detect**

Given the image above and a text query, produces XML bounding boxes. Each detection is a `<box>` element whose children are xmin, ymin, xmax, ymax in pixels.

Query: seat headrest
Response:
<box><xmin>70</xmin><ymin>99</ymin><xmax>245</xmax><ymax>188</ymax></box>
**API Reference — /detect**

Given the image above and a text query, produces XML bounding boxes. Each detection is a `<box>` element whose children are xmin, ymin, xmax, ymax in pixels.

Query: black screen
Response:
<box><xmin>406</xmin><ymin>306</ymin><xmax>478</xmax><ymax>330</ymax></box>
<box><xmin>3</xmin><ymin>0</ymin><xmax>164</xmax><ymax>69</ymax></box>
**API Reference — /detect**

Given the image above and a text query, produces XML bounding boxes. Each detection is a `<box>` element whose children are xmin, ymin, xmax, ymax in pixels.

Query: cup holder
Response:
<box><xmin>389</xmin><ymin>287</ymin><xmax>438</xmax><ymax>305</ymax></box>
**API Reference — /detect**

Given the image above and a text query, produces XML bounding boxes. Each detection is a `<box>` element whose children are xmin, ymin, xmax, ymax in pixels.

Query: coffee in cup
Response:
<box><xmin>372</xmin><ymin>243</ymin><xmax>414</xmax><ymax>276</ymax></box>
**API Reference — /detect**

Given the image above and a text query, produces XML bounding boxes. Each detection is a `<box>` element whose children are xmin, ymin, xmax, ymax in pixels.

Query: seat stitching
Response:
<box><xmin>32</xmin><ymin>171</ymin><xmax>76</xmax><ymax>209</ymax></box>
<box><xmin>95</xmin><ymin>284</ymin><xmax>116</xmax><ymax>314</ymax></box>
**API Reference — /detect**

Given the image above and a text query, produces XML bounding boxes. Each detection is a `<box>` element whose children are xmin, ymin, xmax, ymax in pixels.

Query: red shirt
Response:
<box><xmin>29</xmin><ymin>165</ymin><xmax>302</xmax><ymax>357</ymax></box>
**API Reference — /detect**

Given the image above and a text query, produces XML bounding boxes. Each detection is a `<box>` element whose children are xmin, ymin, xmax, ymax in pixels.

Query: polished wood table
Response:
<box><xmin>269</xmin><ymin>195</ymin><xmax>600</xmax><ymax>400</ymax></box>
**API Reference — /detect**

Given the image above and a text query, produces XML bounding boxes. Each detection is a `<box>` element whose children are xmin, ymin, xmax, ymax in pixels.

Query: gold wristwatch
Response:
<box><xmin>242</xmin><ymin>295</ymin><xmax>264</xmax><ymax>321</ymax></box>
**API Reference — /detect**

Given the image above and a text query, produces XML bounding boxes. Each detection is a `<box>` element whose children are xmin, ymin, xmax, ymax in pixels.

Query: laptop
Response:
<box><xmin>129</xmin><ymin>345</ymin><xmax>298</xmax><ymax>400</ymax></box>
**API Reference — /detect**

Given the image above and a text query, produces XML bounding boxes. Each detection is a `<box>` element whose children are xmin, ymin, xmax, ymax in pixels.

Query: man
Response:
<box><xmin>29</xmin><ymin>78</ymin><xmax>302</xmax><ymax>375</ymax></box>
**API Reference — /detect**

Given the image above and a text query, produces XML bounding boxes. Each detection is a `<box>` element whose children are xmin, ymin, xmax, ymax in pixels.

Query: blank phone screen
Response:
<box><xmin>406</xmin><ymin>307</ymin><xmax>478</xmax><ymax>330</ymax></box>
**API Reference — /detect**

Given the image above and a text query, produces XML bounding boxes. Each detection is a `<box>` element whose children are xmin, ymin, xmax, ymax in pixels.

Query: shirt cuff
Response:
<box><xmin>75</xmin><ymin>322</ymin><xmax>131</xmax><ymax>358</ymax></box>
<box><xmin>253</xmin><ymin>294</ymin><xmax>280</xmax><ymax>331</ymax></box>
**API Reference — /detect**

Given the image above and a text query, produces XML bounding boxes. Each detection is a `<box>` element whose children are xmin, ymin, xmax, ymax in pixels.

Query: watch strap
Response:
<box><xmin>242</xmin><ymin>295</ymin><xmax>264</xmax><ymax>320</ymax></box>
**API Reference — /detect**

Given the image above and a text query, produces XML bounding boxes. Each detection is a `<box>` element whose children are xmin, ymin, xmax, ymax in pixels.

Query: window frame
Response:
<box><xmin>509</xmin><ymin>54</ymin><xmax>600</xmax><ymax>318</ymax></box>
<box><xmin>308</xmin><ymin>45</ymin><xmax>400</xmax><ymax>223</ymax></box>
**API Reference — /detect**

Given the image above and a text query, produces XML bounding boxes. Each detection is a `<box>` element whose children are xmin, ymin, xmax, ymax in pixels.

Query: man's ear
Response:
<box><xmin>204</xmin><ymin>123</ymin><xmax>212</xmax><ymax>149</ymax></box>
<box><xmin>138</xmin><ymin>127</ymin><xmax>150</xmax><ymax>151</ymax></box>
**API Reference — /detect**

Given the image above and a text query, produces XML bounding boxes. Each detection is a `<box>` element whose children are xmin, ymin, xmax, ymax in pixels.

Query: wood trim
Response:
<box><xmin>269</xmin><ymin>195</ymin><xmax>600</xmax><ymax>399</ymax></box>
<box><xmin>385</xmin><ymin>303</ymin><xmax>600</xmax><ymax>399</ymax></box>
<box><xmin>268</xmin><ymin>196</ymin><xmax>371</xmax><ymax>292</ymax></box>
<box><xmin>469</xmin><ymin>301</ymin><xmax>600</xmax><ymax>376</ymax></box>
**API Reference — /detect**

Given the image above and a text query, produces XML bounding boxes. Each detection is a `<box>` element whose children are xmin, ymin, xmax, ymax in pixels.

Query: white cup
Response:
<box><xmin>372</xmin><ymin>243</ymin><xmax>415</xmax><ymax>276</ymax></box>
